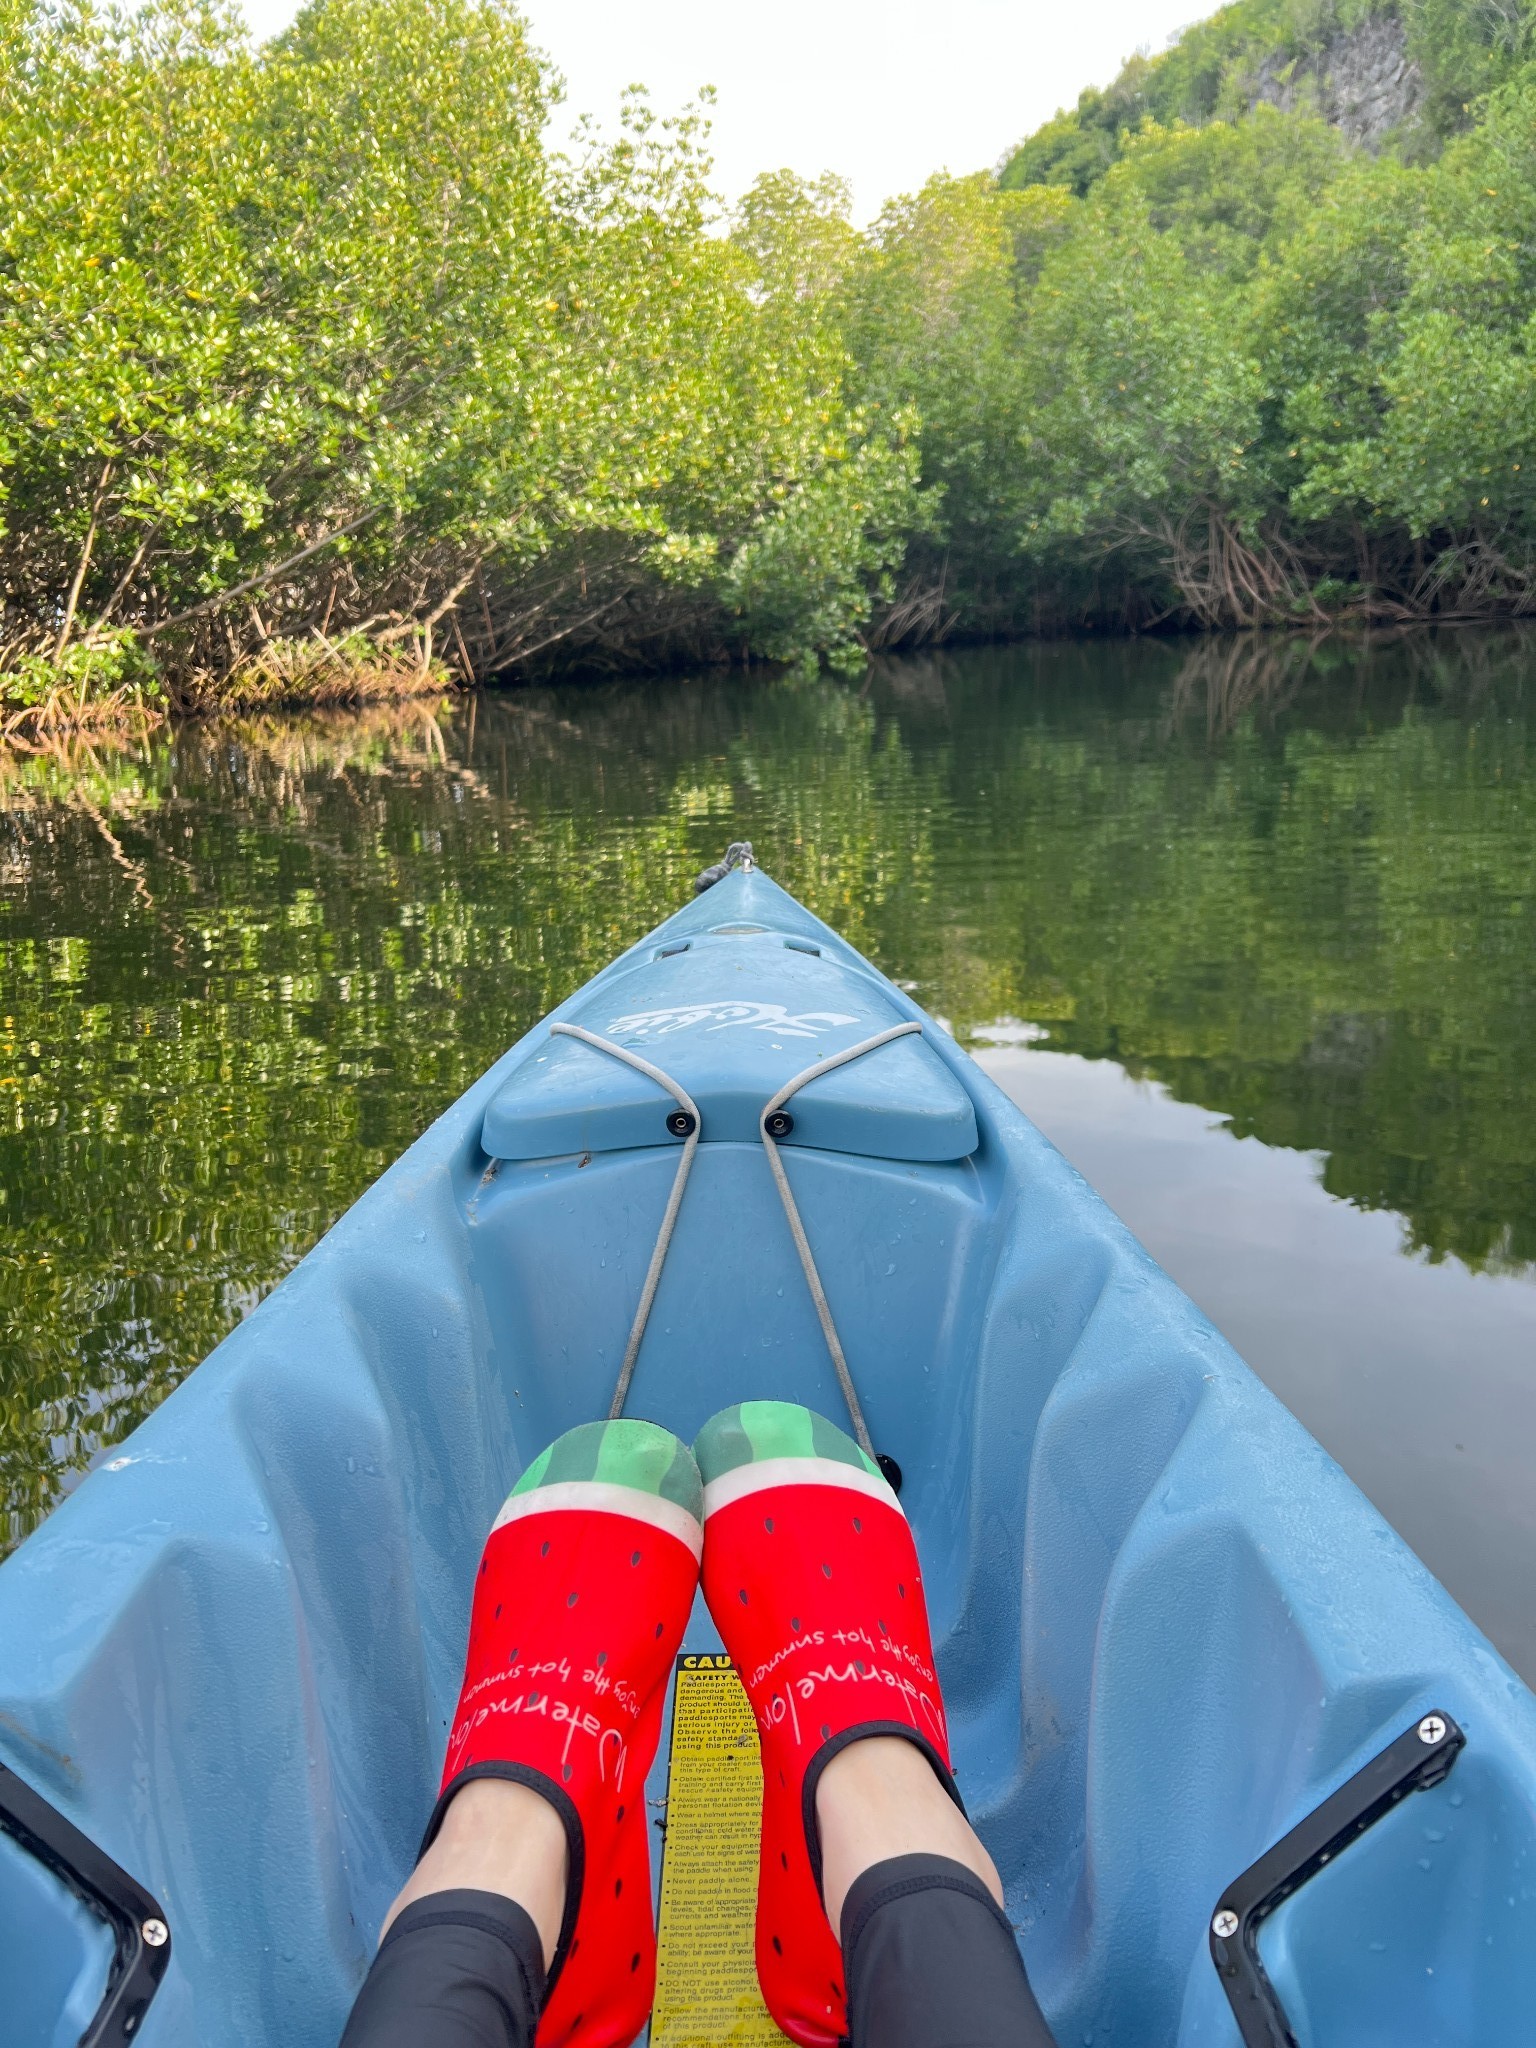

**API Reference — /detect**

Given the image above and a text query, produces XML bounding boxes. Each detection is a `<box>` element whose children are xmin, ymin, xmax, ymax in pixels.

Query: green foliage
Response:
<box><xmin>4</xmin><ymin>0</ymin><xmax>1536</xmax><ymax>673</ymax></box>
<box><xmin>840</xmin><ymin>31</ymin><xmax>1536</xmax><ymax>633</ymax></box>
<box><xmin>0</xmin><ymin>0</ymin><xmax>915</xmax><ymax>702</ymax></box>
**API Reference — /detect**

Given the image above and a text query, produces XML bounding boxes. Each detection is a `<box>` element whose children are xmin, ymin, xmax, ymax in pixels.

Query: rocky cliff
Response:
<box><xmin>1250</xmin><ymin>13</ymin><xmax>1423</xmax><ymax>146</ymax></box>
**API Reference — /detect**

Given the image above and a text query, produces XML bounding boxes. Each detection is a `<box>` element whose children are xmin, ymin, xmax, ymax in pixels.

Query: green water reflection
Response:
<box><xmin>1</xmin><ymin>630</ymin><xmax>1533</xmax><ymax>1545</ymax></box>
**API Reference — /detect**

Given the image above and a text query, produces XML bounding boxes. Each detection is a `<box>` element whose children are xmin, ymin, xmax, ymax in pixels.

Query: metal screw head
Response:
<box><xmin>1418</xmin><ymin>1714</ymin><xmax>1448</xmax><ymax>1746</ymax></box>
<box><xmin>665</xmin><ymin>1109</ymin><xmax>696</xmax><ymax>1138</ymax></box>
<box><xmin>1211</xmin><ymin>1909</ymin><xmax>1239</xmax><ymax>1940</ymax></box>
<box><xmin>765</xmin><ymin>1110</ymin><xmax>794</xmax><ymax>1139</ymax></box>
<box><xmin>142</xmin><ymin>1917</ymin><xmax>169</xmax><ymax>1948</ymax></box>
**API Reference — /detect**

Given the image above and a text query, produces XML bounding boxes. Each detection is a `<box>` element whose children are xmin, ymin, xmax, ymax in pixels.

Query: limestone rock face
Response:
<box><xmin>1251</xmin><ymin>14</ymin><xmax>1424</xmax><ymax>148</ymax></box>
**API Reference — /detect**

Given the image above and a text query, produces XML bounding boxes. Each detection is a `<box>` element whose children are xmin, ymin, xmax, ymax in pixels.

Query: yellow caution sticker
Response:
<box><xmin>651</xmin><ymin>1654</ymin><xmax>793</xmax><ymax>2048</ymax></box>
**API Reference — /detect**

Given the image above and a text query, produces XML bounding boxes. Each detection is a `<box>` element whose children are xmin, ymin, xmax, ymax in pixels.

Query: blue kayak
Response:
<box><xmin>0</xmin><ymin>857</ymin><xmax>1532</xmax><ymax>2047</ymax></box>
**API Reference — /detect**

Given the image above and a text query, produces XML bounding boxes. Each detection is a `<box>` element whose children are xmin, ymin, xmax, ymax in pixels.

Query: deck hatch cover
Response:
<box><xmin>482</xmin><ymin>935</ymin><xmax>977</xmax><ymax>1162</ymax></box>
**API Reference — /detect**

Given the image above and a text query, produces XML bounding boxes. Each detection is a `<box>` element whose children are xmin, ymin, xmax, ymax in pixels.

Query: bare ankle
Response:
<box><xmin>381</xmin><ymin>1778</ymin><xmax>569</xmax><ymax>1969</ymax></box>
<box><xmin>815</xmin><ymin>1735</ymin><xmax>1003</xmax><ymax>1933</ymax></box>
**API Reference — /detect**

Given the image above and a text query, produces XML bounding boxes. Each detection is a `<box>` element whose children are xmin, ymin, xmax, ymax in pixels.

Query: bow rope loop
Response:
<box><xmin>549</xmin><ymin>1022</ymin><xmax>702</xmax><ymax>1421</ymax></box>
<box><xmin>759</xmin><ymin>1021</ymin><xmax>923</xmax><ymax>1464</ymax></box>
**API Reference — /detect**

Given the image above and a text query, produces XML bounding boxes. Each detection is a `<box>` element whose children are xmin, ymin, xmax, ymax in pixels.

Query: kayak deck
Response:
<box><xmin>0</xmin><ymin>867</ymin><xmax>1532</xmax><ymax>2046</ymax></box>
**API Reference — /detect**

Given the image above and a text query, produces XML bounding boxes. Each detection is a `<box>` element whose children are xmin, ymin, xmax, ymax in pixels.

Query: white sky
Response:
<box><xmin>241</xmin><ymin>0</ymin><xmax>1209</xmax><ymax>221</ymax></box>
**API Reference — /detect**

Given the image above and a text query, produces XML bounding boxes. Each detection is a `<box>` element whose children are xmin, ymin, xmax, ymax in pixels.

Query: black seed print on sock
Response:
<box><xmin>631</xmin><ymin>1550</ymin><xmax>642</xmax><ymax>1566</ymax></box>
<box><xmin>764</xmin><ymin>1516</ymin><xmax>774</xmax><ymax>1532</ymax></box>
<box><xmin>779</xmin><ymin>1769</ymin><xmax>787</xmax><ymax>1787</ymax></box>
<box><xmin>781</xmin><ymin>1850</ymin><xmax>789</xmax><ymax>1870</ymax></box>
<box><xmin>562</xmin><ymin>1764</ymin><xmax>572</xmax><ymax>1782</ymax></box>
<box><xmin>494</xmin><ymin>1604</ymin><xmax>502</xmax><ymax>1619</ymax></box>
<box><xmin>508</xmin><ymin>1647</ymin><xmax>519</xmax><ymax>1663</ymax></box>
<box><xmin>597</xmin><ymin>1651</ymin><xmax>607</xmax><ymax>1665</ymax></box>
<box><xmin>832</xmin><ymin>1980</ymin><xmax>844</xmax><ymax>2001</ymax></box>
<box><xmin>541</xmin><ymin>1541</ymin><xmax>550</xmax><ymax>1557</ymax></box>
<box><xmin>479</xmin><ymin>1560</ymin><xmax>486</xmax><ymax>1576</ymax></box>
<box><xmin>567</xmin><ymin>1591</ymin><xmax>579</xmax><ymax>1607</ymax></box>
<box><xmin>791</xmin><ymin>1616</ymin><xmax>801</xmax><ymax>1632</ymax></box>
<box><xmin>528</xmin><ymin>1690</ymin><xmax>541</xmax><ymax>1704</ymax></box>
<box><xmin>615</xmin><ymin>1877</ymin><xmax>623</xmax><ymax>1896</ymax></box>
<box><xmin>738</xmin><ymin>1588</ymin><xmax>749</xmax><ymax>1605</ymax></box>
<box><xmin>631</xmin><ymin>1953</ymin><xmax>641</xmax><ymax>1972</ymax></box>
<box><xmin>616</xmin><ymin>1805</ymin><xmax>625</xmax><ymax>1823</ymax></box>
<box><xmin>878</xmin><ymin>1619</ymin><xmax>888</xmax><ymax>1636</ymax></box>
<box><xmin>654</xmin><ymin>1621</ymin><xmax>664</xmax><ymax>1637</ymax></box>
<box><xmin>821</xmin><ymin>1563</ymin><xmax>832</xmax><ymax>1578</ymax></box>
<box><xmin>898</xmin><ymin>1583</ymin><xmax>906</xmax><ymax>1598</ymax></box>
<box><xmin>820</xmin><ymin>1723</ymin><xmax>831</xmax><ymax>1740</ymax></box>
<box><xmin>772</xmin><ymin>1935</ymin><xmax>783</xmax><ymax>1956</ymax></box>
<box><xmin>855</xmin><ymin>1660</ymin><xmax>866</xmax><ymax>1674</ymax></box>
<box><xmin>852</xmin><ymin>1517</ymin><xmax>862</xmax><ymax>1533</ymax></box>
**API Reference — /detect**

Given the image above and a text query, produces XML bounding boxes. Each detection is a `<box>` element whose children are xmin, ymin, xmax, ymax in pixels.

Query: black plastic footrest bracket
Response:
<box><xmin>1209</xmin><ymin>1708</ymin><xmax>1465</xmax><ymax>2048</ymax></box>
<box><xmin>0</xmin><ymin>1758</ymin><xmax>172</xmax><ymax>2047</ymax></box>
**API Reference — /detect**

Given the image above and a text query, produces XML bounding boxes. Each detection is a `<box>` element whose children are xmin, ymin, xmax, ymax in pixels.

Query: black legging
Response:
<box><xmin>340</xmin><ymin>1853</ymin><xmax>1057</xmax><ymax>2048</ymax></box>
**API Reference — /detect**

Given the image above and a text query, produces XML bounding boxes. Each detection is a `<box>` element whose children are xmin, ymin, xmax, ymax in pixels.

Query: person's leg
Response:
<box><xmin>695</xmin><ymin>1401</ymin><xmax>1056</xmax><ymax>2048</ymax></box>
<box><xmin>819</xmin><ymin>1739</ymin><xmax>1056</xmax><ymax>2048</ymax></box>
<box><xmin>339</xmin><ymin>1419</ymin><xmax>704</xmax><ymax>2048</ymax></box>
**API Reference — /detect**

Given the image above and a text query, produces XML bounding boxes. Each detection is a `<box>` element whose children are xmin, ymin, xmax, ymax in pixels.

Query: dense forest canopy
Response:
<box><xmin>0</xmin><ymin>0</ymin><xmax>1534</xmax><ymax>718</ymax></box>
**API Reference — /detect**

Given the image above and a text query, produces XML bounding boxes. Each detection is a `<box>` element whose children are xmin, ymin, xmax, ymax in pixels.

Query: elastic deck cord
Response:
<box><xmin>759</xmin><ymin>1022</ymin><xmax>922</xmax><ymax>1462</ymax></box>
<box><xmin>549</xmin><ymin>1022</ymin><xmax>701</xmax><ymax>1421</ymax></box>
<box><xmin>553</xmin><ymin>1013</ymin><xmax>921</xmax><ymax>1467</ymax></box>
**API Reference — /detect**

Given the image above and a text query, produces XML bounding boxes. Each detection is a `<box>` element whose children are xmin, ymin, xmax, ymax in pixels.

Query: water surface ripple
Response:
<box><xmin>1</xmin><ymin>633</ymin><xmax>1532</xmax><ymax>1670</ymax></box>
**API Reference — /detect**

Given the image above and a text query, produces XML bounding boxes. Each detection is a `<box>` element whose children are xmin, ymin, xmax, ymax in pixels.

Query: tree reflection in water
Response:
<box><xmin>1</xmin><ymin>629</ymin><xmax>1532</xmax><ymax>1544</ymax></box>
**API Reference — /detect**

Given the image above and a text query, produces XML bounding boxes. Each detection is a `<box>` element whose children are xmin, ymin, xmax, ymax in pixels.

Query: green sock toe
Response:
<box><xmin>693</xmin><ymin>1400</ymin><xmax>879</xmax><ymax>1486</ymax></box>
<box><xmin>511</xmin><ymin>1418</ymin><xmax>703</xmax><ymax>1520</ymax></box>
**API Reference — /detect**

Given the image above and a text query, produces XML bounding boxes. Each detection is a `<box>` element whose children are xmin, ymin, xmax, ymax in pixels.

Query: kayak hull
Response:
<box><xmin>0</xmin><ymin>867</ymin><xmax>1531</xmax><ymax>2047</ymax></box>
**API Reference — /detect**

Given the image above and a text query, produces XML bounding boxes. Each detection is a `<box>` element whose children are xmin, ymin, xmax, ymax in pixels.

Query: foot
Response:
<box><xmin>423</xmin><ymin>1418</ymin><xmax>703</xmax><ymax>2048</ymax></box>
<box><xmin>694</xmin><ymin>1401</ymin><xmax>961</xmax><ymax>2048</ymax></box>
<box><xmin>815</xmin><ymin>1735</ymin><xmax>1002</xmax><ymax>1932</ymax></box>
<box><xmin>383</xmin><ymin>1777</ymin><xmax>569</xmax><ymax>1964</ymax></box>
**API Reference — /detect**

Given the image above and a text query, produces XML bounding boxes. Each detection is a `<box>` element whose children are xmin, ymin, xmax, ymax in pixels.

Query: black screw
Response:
<box><xmin>666</xmin><ymin>1110</ymin><xmax>697</xmax><ymax>1138</ymax></box>
<box><xmin>765</xmin><ymin>1110</ymin><xmax>794</xmax><ymax>1139</ymax></box>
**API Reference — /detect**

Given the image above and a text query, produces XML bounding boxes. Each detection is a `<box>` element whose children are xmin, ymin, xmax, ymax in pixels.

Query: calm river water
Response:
<box><xmin>2</xmin><ymin>632</ymin><xmax>1533</xmax><ymax>1673</ymax></box>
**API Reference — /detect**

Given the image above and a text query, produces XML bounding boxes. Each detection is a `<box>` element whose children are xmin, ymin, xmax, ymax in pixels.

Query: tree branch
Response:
<box><xmin>139</xmin><ymin>508</ymin><xmax>383</xmax><ymax>638</ymax></box>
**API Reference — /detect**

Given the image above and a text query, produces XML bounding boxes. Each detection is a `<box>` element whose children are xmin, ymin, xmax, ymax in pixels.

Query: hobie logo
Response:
<box><xmin>608</xmin><ymin>1002</ymin><xmax>860</xmax><ymax>1042</ymax></box>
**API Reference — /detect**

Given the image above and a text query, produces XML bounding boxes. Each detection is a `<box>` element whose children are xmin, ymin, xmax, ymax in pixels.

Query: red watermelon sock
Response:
<box><xmin>694</xmin><ymin>1401</ymin><xmax>963</xmax><ymax>2048</ymax></box>
<box><xmin>421</xmin><ymin>1419</ymin><xmax>703</xmax><ymax>2048</ymax></box>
